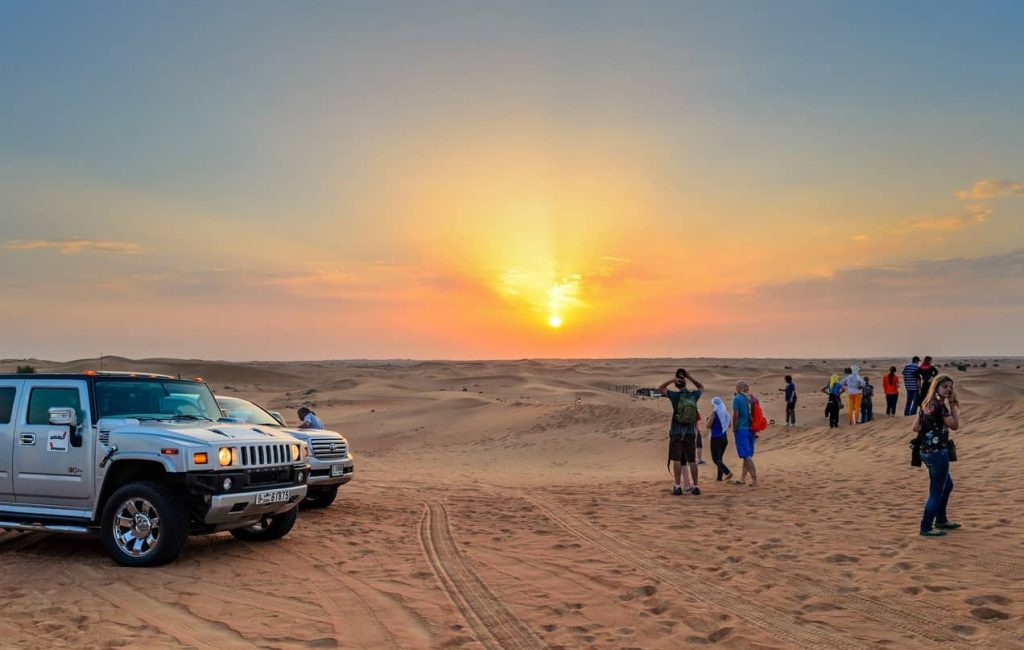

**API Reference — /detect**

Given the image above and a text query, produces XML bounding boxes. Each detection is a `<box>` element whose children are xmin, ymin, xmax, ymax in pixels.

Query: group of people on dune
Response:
<box><xmin>658</xmin><ymin>369</ymin><xmax>759</xmax><ymax>495</ymax></box>
<box><xmin>657</xmin><ymin>362</ymin><xmax>964</xmax><ymax>538</ymax></box>
<box><xmin>820</xmin><ymin>356</ymin><xmax>939</xmax><ymax>428</ymax></box>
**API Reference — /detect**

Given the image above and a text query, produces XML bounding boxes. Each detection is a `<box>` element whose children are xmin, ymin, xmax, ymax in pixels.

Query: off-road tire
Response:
<box><xmin>100</xmin><ymin>481</ymin><xmax>188</xmax><ymax>567</ymax></box>
<box><xmin>229</xmin><ymin>506</ymin><xmax>298</xmax><ymax>542</ymax></box>
<box><xmin>303</xmin><ymin>486</ymin><xmax>338</xmax><ymax>509</ymax></box>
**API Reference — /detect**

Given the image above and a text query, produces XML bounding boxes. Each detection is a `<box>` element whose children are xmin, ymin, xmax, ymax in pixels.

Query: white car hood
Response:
<box><xmin>101</xmin><ymin>419</ymin><xmax>300</xmax><ymax>444</ymax></box>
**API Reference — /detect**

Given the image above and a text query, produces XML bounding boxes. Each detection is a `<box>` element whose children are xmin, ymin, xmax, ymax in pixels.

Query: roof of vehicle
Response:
<box><xmin>0</xmin><ymin>372</ymin><xmax>200</xmax><ymax>381</ymax></box>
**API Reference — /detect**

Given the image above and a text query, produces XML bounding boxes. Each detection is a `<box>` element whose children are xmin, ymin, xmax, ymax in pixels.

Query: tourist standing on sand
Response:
<box><xmin>882</xmin><ymin>366</ymin><xmax>900</xmax><ymax>416</ymax></box>
<box><xmin>917</xmin><ymin>356</ymin><xmax>939</xmax><ymax>405</ymax></box>
<box><xmin>861</xmin><ymin>376</ymin><xmax>874</xmax><ymax>422</ymax></box>
<box><xmin>903</xmin><ymin>356</ymin><xmax>921</xmax><ymax>416</ymax></box>
<box><xmin>296</xmin><ymin>406</ymin><xmax>324</xmax><ymax>430</ymax></box>
<box><xmin>732</xmin><ymin>381</ymin><xmax>759</xmax><ymax>487</ymax></box>
<box><xmin>842</xmin><ymin>366</ymin><xmax>865</xmax><ymax>425</ymax></box>
<box><xmin>708</xmin><ymin>397</ymin><xmax>733</xmax><ymax>481</ymax></box>
<box><xmin>914</xmin><ymin>375</ymin><xmax>961</xmax><ymax>537</ymax></box>
<box><xmin>822</xmin><ymin>374</ymin><xmax>842</xmax><ymax>428</ymax></box>
<box><xmin>659</xmin><ymin>369</ymin><xmax>705</xmax><ymax>496</ymax></box>
<box><xmin>780</xmin><ymin>375</ymin><xmax>797</xmax><ymax>426</ymax></box>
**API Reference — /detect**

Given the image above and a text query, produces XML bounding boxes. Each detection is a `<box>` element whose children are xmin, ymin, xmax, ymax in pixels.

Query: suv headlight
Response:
<box><xmin>218</xmin><ymin>447</ymin><xmax>234</xmax><ymax>466</ymax></box>
<box><xmin>290</xmin><ymin>443</ymin><xmax>300</xmax><ymax>462</ymax></box>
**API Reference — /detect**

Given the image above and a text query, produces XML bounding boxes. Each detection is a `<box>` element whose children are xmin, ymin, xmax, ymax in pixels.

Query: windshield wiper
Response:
<box><xmin>172</xmin><ymin>414</ymin><xmax>214</xmax><ymax>422</ymax></box>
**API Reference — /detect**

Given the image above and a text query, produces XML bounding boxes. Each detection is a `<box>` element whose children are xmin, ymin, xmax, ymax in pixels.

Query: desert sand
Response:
<box><xmin>1</xmin><ymin>356</ymin><xmax>1022</xmax><ymax>649</ymax></box>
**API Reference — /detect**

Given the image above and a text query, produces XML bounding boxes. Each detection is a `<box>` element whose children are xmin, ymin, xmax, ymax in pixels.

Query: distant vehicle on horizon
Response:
<box><xmin>216</xmin><ymin>396</ymin><xmax>354</xmax><ymax>509</ymax></box>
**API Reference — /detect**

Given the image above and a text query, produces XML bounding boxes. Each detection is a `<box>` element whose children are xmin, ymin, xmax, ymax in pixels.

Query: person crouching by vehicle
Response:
<box><xmin>914</xmin><ymin>375</ymin><xmax>961</xmax><ymax>537</ymax></box>
<box><xmin>659</xmin><ymin>369</ymin><xmax>705</xmax><ymax>495</ymax></box>
<box><xmin>296</xmin><ymin>406</ymin><xmax>325</xmax><ymax>430</ymax></box>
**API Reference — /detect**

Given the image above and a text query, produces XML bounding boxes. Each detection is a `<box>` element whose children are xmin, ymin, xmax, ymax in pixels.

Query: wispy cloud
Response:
<box><xmin>905</xmin><ymin>205</ymin><xmax>991</xmax><ymax>231</ymax></box>
<box><xmin>852</xmin><ymin>234</ymin><xmax>870</xmax><ymax>242</ymax></box>
<box><xmin>4</xmin><ymin>238</ymin><xmax>143</xmax><ymax>255</ymax></box>
<box><xmin>954</xmin><ymin>178</ymin><xmax>1024</xmax><ymax>200</ymax></box>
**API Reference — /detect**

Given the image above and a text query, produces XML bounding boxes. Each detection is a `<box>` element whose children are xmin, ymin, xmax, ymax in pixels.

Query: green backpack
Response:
<box><xmin>675</xmin><ymin>391</ymin><xmax>699</xmax><ymax>426</ymax></box>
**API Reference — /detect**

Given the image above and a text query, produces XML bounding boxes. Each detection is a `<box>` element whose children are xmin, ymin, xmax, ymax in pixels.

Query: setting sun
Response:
<box><xmin>548</xmin><ymin>314</ymin><xmax>563</xmax><ymax>328</ymax></box>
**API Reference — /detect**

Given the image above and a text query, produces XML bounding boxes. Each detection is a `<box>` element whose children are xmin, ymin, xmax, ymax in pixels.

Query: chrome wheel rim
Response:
<box><xmin>112</xmin><ymin>497</ymin><xmax>161</xmax><ymax>558</ymax></box>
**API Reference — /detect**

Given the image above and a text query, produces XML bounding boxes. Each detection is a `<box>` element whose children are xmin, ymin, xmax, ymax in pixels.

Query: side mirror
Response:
<box><xmin>269</xmin><ymin>411</ymin><xmax>286</xmax><ymax>426</ymax></box>
<box><xmin>49</xmin><ymin>407</ymin><xmax>83</xmax><ymax>447</ymax></box>
<box><xmin>48</xmin><ymin>407</ymin><xmax>77</xmax><ymax>427</ymax></box>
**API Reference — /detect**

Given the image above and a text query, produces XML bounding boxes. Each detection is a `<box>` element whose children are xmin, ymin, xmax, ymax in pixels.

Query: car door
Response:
<box><xmin>0</xmin><ymin>380</ymin><xmax>21</xmax><ymax>503</ymax></box>
<box><xmin>12</xmin><ymin>379</ymin><xmax>94</xmax><ymax>508</ymax></box>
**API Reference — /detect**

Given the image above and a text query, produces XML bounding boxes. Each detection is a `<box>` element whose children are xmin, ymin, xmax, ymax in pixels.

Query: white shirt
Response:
<box><xmin>842</xmin><ymin>373</ymin><xmax>865</xmax><ymax>395</ymax></box>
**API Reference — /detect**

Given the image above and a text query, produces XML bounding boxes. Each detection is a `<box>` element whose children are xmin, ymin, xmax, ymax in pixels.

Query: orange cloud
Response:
<box><xmin>4</xmin><ymin>238</ymin><xmax>143</xmax><ymax>254</ymax></box>
<box><xmin>905</xmin><ymin>205</ymin><xmax>991</xmax><ymax>231</ymax></box>
<box><xmin>954</xmin><ymin>178</ymin><xmax>1024</xmax><ymax>200</ymax></box>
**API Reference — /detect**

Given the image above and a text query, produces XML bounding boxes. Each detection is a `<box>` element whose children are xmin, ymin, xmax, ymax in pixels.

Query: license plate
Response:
<box><xmin>255</xmin><ymin>490</ymin><xmax>289</xmax><ymax>505</ymax></box>
<box><xmin>330</xmin><ymin>464</ymin><xmax>345</xmax><ymax>477</ymax></box>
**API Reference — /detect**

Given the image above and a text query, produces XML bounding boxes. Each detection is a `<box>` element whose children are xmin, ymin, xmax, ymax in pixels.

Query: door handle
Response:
<box><xmin>19</xmin><ymin>433</ymin><xmax>35</xmax><ymax>446</ymax></box>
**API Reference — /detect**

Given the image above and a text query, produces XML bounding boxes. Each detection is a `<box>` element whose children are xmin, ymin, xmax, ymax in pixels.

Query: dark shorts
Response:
<box><xmin>668</xmin><ymin>434</ymin><xmax>697</xmax><ymax>463</ymax></box>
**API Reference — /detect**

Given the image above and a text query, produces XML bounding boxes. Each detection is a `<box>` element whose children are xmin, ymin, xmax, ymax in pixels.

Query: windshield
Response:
<box><xmin>216</xmin><ymin>396</ymin><xmax>281</xmax><ymax>426</ymax></box>
<box><xmin>95</xmin><ymin>378</ymin><xmax>222</xmax><ymax>422</ymax></box>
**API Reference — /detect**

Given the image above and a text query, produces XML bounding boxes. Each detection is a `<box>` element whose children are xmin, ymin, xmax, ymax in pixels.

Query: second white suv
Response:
<box><xmin>216</xmin><ymin>396</ymin><xmax>354</xmax><ymax>508</ymax></box>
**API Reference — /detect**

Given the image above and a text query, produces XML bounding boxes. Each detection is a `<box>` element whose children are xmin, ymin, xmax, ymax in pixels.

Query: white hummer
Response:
<box><xmin>0</xmin><ymin>372</ymin><xmax>310</xmax><ymax>566</ymax></box>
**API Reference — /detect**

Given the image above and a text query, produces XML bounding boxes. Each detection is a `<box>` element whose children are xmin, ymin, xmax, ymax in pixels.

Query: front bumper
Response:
<box><xmin>204</xmin><ymin>484</ymin><xmax>307</xmax><ymax>526</ymax></box>
<box><xmin>307</xmin><ymin>456</ymin><xmax>355</xmax><ymax>488</ymax></box>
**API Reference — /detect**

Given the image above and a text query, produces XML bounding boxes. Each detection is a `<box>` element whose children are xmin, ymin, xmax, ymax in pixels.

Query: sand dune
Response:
<box><xmin>2</xmin><ymin>357</ymin><xmax>1022</xmax><ymax>648</ymax></box>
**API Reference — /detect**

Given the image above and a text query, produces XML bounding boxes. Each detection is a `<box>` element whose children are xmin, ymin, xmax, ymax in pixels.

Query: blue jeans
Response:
<box><xmin>904</xmin><ymin>390</ymin><xmax>919</xmax><ymax>416</ymax></box>
<box><xmin>920</xmin><ymin>449</ymin><xmax>953</xmax><ymax>533</ymax></box>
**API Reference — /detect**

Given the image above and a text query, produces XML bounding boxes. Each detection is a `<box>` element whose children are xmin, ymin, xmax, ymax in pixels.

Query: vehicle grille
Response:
<box><xmin>239</xmin><ymin>443</ymin><xmax>293</xmax><ymax>467</ymax></box>
<box><xmin>310</xmin><ymin>437</ymin><xmax>348</xmax><ymax>459</ymax></box>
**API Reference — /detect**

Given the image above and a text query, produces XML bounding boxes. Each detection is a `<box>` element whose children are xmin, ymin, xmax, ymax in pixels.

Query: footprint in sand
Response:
<box><xmin>952</xmin><ymin>624</ymin><xmax>978</xmax><ymax>638</ymax></box>
<box><xmin>966</xmin><ymin>594</ymin><xmax>1011</xmax><ymax>606</ymax></box>
<box><xmin>970</xmin><ymin>606</ymin><xmax>1011</xmax><ymax>621</ymax></box>
<box><xmin>825</xmin><ymin>553</ymin><xmax>860</xmax><ymax>564</ymax></box>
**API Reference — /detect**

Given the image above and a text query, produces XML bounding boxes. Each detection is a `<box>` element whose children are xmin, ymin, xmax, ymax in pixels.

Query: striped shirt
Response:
<box><xmin>902</xmin><ymin>363</ymin><xmax>920</xmax><ymax>391</ymax></box>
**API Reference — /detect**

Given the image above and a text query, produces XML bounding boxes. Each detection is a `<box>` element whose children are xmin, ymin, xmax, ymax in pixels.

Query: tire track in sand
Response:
<box><xmin>78</xmin><ymin>566</ymin><xmax>255</xmax><ymax>649</ymax></box>
<box><xmin>418</xmin><ymin>500</ymin><xmax>546</xmax><ymax>650</ymax></box>
<box><xmin>527</xmin><ymin>497</ymin><xmax>868</xmax><ymax>650</ymax></box>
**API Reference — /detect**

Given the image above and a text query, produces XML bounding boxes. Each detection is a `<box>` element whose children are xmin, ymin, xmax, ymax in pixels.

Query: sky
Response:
<box><xmin>2</xmin><ymin>1</ymin><xmax>1023</xmax><ymax>360</ymax></box>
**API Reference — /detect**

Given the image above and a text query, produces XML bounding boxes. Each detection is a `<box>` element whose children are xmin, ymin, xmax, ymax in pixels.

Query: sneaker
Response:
<box><xmin>672</xmin><ymin>486</ymin><xmax>683</xmax><ymax>496</ymax></box>
<box><xmin>920</xmin><ymin>529</ymin><xmax>946</xmax><ymax>537</ymax></box>
<box><xmin>935</xmin><ymin>522</ymin><xmax>962</xmax><ymax>530</ymax></box>
<box><xmin>698</xmin><ymin>460</ymin><xmax>707</xmax><ymax>465</ymax></box>
<box><xmin>691</xmin><ymin>486</ymin><xmax>701</xmax><ymax>495</ymax></box>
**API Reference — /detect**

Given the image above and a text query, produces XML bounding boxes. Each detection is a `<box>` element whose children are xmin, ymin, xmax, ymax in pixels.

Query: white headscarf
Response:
<box><xmin>711</xmin><ymin>396</ymin><xmax>731</xmax><ymax>431</ymax></box>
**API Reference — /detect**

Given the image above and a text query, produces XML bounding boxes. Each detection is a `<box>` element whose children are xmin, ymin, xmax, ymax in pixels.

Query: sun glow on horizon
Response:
<box><xmin>548</xmin><ymin>314</ymin><xmax>563</xmax><ymax>328</ymax></box>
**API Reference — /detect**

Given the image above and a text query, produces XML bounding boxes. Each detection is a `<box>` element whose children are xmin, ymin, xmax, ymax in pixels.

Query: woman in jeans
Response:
<box><xmin>708</xmin><ymin>397</ymin><xmax>733</xmax><ymax>481</ymax></box>
<box><xmin>882</xmin><ymin>366</ymin><xmax>900</xmax><ymax>416</ymax></box>
<box><xmin>916</xmin><ymin>375</ymin><xmax>961</xmax><ymax>537</ymax></box>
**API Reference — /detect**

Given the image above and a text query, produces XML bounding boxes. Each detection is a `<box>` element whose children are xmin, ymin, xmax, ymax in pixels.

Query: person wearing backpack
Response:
<box><xmin>659</xmin><ymin>368</ymin><xmax>705</xmax><ymax>495</ymax></box>
<box><xmin>731</xmin><ymin>380</ymin><xmax>760</xmax><ymax>487</ymax></box>
<box><xmin>861</xmin><ymin>376</ymin><xmax>875</xmax><ymax>422</ymax></box>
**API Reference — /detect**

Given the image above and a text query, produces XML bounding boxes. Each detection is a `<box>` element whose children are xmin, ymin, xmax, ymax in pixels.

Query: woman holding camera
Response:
<box><xmin>915</xmin><ymin>374</ymin><xmax>961</xmax><ymax>537</ymax></box>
